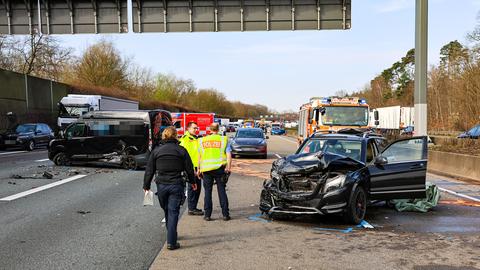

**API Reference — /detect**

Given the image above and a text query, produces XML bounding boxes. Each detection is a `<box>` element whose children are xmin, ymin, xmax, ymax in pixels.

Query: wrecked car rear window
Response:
<box><xmin>299</xmin><ymin>139</ymin><xmax>362</xmax><ymax>161</ymax></box>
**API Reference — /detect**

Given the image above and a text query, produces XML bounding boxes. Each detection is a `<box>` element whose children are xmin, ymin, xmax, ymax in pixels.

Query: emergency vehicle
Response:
<box><xmin>298</xmin><ymin>97</ymin><xmax>371</xmax><ymax>140</ymax></box>
<box><xmin>243</xmin><ymin>119</ymin><xmax>255</xmax><ymax>128</ymax></box>
<box><xmin>172</xmin><ymin>112</ymin><xmax>215</xmax><ymax>137</ymax></box>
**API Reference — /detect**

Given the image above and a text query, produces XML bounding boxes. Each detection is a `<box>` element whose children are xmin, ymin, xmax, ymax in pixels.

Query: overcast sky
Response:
<box><xmin>58</xmin><ymin>0</ymin><xmax>480</xmax><ymax>111</ymax></box>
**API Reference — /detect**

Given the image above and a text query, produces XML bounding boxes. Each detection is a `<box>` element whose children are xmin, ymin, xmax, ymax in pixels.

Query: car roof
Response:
<box><xmin>310</xmin><ymin>133</ymin><xmax>384</xmax><ymax>141</ymax></box>
<box><xmin>237</xmin><ymin>128</ymin><xmax>263</xmax><ymax>131</ymax></box>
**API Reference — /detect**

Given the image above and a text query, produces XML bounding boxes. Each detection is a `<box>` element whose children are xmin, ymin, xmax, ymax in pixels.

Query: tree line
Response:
<box><xmin>0</xmin><ymin>35</ymin><xmax>271</xmax><ymax>118</ymax></box>
<box><xmin>348</xmin><ymin>23</ymin><xmax>480</xmax><ymax>131</ymax></box>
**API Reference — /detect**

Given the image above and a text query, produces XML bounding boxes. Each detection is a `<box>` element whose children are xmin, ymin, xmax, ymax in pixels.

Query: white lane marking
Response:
<box><xmin>274</xmin><ymin>153</ymin><xmax>282</xmax><ymax>159</ymax></box>
<box><xmin>0</xmin><ymin>174</ymin><xmax>87</xmax><ymax>201</ymax></box>
<box><xmin>438</xmin><ymin>187</ymin><xmax>480</xmax><ymax>203</ymax></box>
<box><xmin>0</xmin><ymin>151</ymin><xmax>27</xmax><ymax>156</ymax></box>
<box><xmin>275</xmin><ymin>135</ymin><xmax>298</xmax><ymax>145</ymax></box>
<box><xmin>35</xmin><ymin>159</ymin><xmax>50</xmax><ymax>162</ymax></box>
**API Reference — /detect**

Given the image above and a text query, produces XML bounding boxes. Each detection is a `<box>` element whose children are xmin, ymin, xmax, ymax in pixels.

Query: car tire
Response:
<box><xmin>26</xmin><ymin>140</ymin><xmax>35</xmax><ymax>151</ymax></box>
<box><xmin>53</xmin><ymin>152</ymin><xmax>70</xmax><ymax>166</ymax></box>
<box><xmin>343</xmin><ymin>186</ymin><xmax>367</xmax><ymax>225</ymax></box>
<box><xmin>122</xmin><ymin>155</ymin><xmax>138</xmax><ymax>170</ymax></box>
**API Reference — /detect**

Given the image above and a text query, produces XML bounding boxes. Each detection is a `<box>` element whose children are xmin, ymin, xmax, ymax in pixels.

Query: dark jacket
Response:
<box><xmin>143</xmin><ymin>140</ymin><xmax>195</xmax><ymax>190</ymax></box>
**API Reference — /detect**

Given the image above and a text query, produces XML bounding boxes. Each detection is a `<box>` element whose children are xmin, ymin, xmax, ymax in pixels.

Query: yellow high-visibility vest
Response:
<box><xmin>179</xmin><ymin>131</ymin><xmax>199</xmax><ymax>168</ymax></box>
<box><xmin>198</xmin><ymin>134</ymin><xmax>228</xmax><ymax>173</ymax></box>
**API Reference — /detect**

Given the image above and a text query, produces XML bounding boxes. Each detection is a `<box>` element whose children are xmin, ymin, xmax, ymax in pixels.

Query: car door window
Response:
<box><xmin>382</xmin><ymin>138</ymin><xmax>425</xmax><ymax>163</ymax></box>
<box><xmin>366</xmin><ymin>140</ymin><xmax>376</xmax><ymax>163</ymax></box>
<box><xmin>35</xmin><ymin>125</ymin><xmax>42</xmax><ymax>134</ymax></box>
<box><xmin>40</xmin><ymin>125</ymin><xmax>49</xmax><ymax>134</ymax></box>
<box><xmin>66</xmin><ymin>123</ymin><xmax>86</xmax><ymax>138</ymax></box>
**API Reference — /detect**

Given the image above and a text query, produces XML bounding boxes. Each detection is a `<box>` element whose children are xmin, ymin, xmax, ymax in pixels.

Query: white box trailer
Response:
<box><xmin>370</xmin><ymin>106</ymin><xmax>414</xmax><ymax>130</ymax></box>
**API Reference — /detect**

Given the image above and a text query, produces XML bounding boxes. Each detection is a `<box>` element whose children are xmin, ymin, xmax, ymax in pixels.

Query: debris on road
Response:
<box><xmin>77</xmin><ymin>210</ymin><xmax>91</xmax><ymax>215</ymax></box>
<box><xmin>248</xmin><ymin>213</ymin><xmax>271</xmax><ymax>223</ymax></box>
<box><xmin>10</xmin><ymin>171</ymin><xmax>54</xmax><ymax>179</ymax></box>
<box><xmin>313</xmin><ymin>227</ymin><xmax>353</xmax><ymax>233</ymax></box>
<box><xmin>42</xmin><ymin>171</ymin><xmax>53</xmax><ymax>179</ymax></box>
<box><xmin>357</xmin><ymin>220</ymin><xmax>374</xmax><ymax>229</ymax></box>
<box><xmin>7</xmin><ymin>181</ymin><xmax>16</xmax><ymax>185</ymax></box>
<box><xmin>67</xmin><ymin>169</ymin><xmax>80</xmax><ymax>176</ymax></box>
<box><xmin>392</xmin><ymin>182</ymin><xmax>440</xmax><ymax>213</ymax></box>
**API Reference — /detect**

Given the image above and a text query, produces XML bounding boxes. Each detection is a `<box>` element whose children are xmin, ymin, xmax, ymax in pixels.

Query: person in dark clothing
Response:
<box><xmin>143</xmin><ymin>126</ymin><xmax>195</xmax><ymax>250</ymax></box>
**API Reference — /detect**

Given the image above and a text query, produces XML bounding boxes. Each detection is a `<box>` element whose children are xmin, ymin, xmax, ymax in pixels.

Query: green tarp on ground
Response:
<box><xmin>392</xmin><ymin>182</ymin><xmax>440</xmax><ymax>212</ymax></box>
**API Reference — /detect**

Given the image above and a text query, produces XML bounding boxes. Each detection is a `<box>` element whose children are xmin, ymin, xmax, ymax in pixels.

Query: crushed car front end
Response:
<box><xmin>259</xmin><ymin>152</ymin><xmax>365</xmax><ymax>216</ymax></box>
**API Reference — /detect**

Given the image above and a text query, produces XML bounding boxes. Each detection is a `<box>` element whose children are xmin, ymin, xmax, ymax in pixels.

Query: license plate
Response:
<box><xmin>5</xmin><ymin>140</ymin><xmax>16</xmax><ymax>145</ymax></box>
<box><xmin>244</xmin><ymin>148</ymin><xmax>258</xmax><ymax>151</ymax></box>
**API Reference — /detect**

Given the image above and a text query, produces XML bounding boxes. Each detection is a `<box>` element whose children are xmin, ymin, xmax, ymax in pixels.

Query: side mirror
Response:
<box><xmin>374</xmin><ymin>155</ymin><xmax>388</xmax><ymax>166</ymax></box>
<box><xmin>374</xmin><ymin>110</ymin><xmax>379</xmax><ymax>121</ymax></box>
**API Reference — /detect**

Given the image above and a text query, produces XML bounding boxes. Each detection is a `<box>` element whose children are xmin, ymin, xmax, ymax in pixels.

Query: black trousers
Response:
<box><xmin>203</xmin><ymin>167</ymin><xmax>229</xmax><ymax>218</ymax></box>
<box><xmin>157</xmin><ymin>183</ymin><xmax>184</xmax><ymax>246</ymax></box>
<box><xmin>187</xmin><ymin>176</ymin><xmax>202</xmax><ymax>211</ymax></box>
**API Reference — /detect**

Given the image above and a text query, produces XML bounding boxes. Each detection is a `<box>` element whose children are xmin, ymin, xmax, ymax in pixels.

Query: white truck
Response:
<box><xmin>57</xmin><ymin>95</ymin><xmax>139</xmax><ymax>129</ymax></box>
<box><xmin>370</xmin><ymin>106</ymin><xmax>414</xmax><ymax>130</ymax></box>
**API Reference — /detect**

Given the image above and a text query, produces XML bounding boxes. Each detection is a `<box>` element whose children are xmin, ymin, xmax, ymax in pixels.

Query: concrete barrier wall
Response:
<box><xmin>428</xmin><ymin>151</ymin><xmax>480</xmax><ymax>181</ymax></box>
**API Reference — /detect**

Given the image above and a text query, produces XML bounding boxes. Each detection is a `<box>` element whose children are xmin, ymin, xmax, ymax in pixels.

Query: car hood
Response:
<box><xmin>272</xmin><ymin>151</ymin><xmax>364</xmax><ymax>176</ymax></box>
<box><xmin>233</xmin><ymin>138</ymin><xmax>265</xmax><ymax>145</ymax></box>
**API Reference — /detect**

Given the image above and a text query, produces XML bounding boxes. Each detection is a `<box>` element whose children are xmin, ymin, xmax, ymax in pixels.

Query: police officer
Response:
<box><xmin>198</xmin><ymin>123</ymin><xmax>232</xmax><ymax>221</ymax></box>
<box><xmin>143</xmin><ymin>126</ymin><xmax>195</xmax><ymax>250</ymax></box>
<box><xmin>179</xmin><ymin>121</ymin><xmax>204</xmax><ymax>216</ymax></box>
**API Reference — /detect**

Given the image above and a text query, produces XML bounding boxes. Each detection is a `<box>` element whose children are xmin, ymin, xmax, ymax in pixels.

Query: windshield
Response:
<box><xmin>16</xmin><ymin>124</ymin><xmax>36</xmax><ymax>133</ymax></box>
<box><xmin>298</xmin><ymin>139</ymin><xmax>363</xmax><ymax>161</ymax></box>
<box><xmin>63</xmin><ymin>106</ymin><xmax>90</xmax><ymax>117</ymax></box>
<box><xmin>236</xmin><ymin>129</ymin><xmax>264</xmax><ymax>138</ymax></box>
<box><xmin>272</xmin><ymin>124</ymin><xmax>281</xmax><ymax>129</ymax></box>
<box><xmin>321</xmin><ymin>106</ymin><xmax>369</xmax><ymax>126</ymax></box>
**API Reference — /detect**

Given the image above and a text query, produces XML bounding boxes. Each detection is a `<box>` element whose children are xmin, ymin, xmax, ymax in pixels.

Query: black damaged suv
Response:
<box><xmin>260</xmin><ymin>130</ymin><xmax>428</xmax><ymax>224</ymax></box>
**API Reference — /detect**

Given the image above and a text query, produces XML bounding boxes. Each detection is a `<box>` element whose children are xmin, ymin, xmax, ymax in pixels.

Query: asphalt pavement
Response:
<box><xmin>1</xmin><ymin>136</ymin><xmax>480</xmax><ymax>270</ymax></box>
<box><xmin>0</xmin><ymin>148</ymin><xmax>166</xmax><ymax>270</ymax></box>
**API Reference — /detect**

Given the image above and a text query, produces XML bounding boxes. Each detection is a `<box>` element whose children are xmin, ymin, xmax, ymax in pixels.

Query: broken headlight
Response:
<box><xmin>323</xmin><ymin>174</ymin><xmax>346</xmax><ymax>193</ymax></box>
<box><xmin>271</xmin><ymin>169</ymin><xmax>280</xmax><ymax>180</ymax></box>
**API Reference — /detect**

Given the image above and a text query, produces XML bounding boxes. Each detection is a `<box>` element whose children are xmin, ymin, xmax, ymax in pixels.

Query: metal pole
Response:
<box><xmin>414</xmin><ymin>0</ymin><xmax>428</xmax><ymax>136</ymax></box>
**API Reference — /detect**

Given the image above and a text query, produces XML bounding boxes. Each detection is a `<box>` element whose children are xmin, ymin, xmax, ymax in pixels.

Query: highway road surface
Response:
<box><xmin>0</xmin><ymin>135</ymin><xmax>479</xmax><ymax>269</ymax></box>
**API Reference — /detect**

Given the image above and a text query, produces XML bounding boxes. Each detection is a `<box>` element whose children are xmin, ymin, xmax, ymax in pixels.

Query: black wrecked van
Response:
<box><xmin>48</xmin><ymin>110</ymin><xmax>172</xmax><ymax>169</ymax></box>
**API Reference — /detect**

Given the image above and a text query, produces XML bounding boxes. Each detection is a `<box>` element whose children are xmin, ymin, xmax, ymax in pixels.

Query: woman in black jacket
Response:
<box><xmin>143</xmin><ymin>126</ymin><xmax>195</xmax><ymax>250</ymax></box>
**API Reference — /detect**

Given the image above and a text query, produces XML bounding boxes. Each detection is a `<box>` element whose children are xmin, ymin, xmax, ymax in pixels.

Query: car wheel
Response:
<box><xmin>343</xmin><ymin>186</ymin><xmax>367</xmax><ymax>224</ymax></box>
<box><xmin>122</xmin><ymin>155</ymin><xmax>138</xmax><ymax>170</ymax></box>
<box><xmin>26</xmin><ymin>140</ymin><xmax>35</xmax><ymax>151</ymax></box>
<box><xmin>53</xmin><ymin>152</ymin><xmax>70</xmax><ymax>166</ymax></box>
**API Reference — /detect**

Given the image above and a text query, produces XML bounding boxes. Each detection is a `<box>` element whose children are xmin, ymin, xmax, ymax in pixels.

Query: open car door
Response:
<box><xmin>368</xmin><ymin>136</ymin><xmax>428</xmax><ymax>200</ymax></box>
